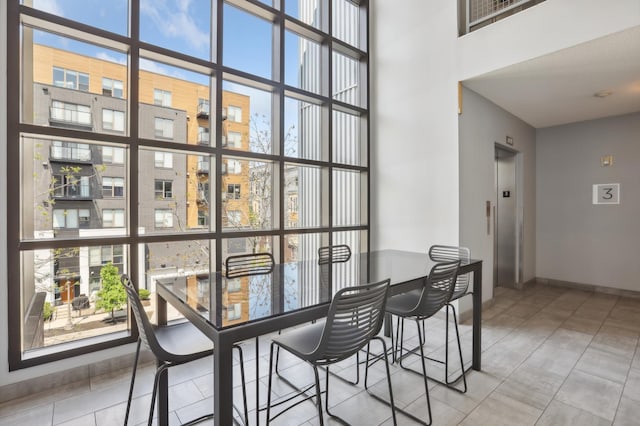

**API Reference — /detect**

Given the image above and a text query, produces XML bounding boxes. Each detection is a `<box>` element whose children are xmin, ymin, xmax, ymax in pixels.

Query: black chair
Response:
<box><xmin>121</xmin><ymin>275</ymin><xmax>248</xmax><ymax>426</ymax></box>
<box><xmin>224</xmin><ymin>252</ymin><xmax>275</xmax><ymax>425</ymax></box>
<box><xmin>224</xmin><ymin>252</ymin><xmax>275</xmax><ymax>278</ymax></box>
<box><xmin>318</xmin><ymin>244</ymin><xmax>352</xmax><ymax>265</ymax></box>
<box><xmin>386</xmin><ymin>260</ymin><xmax>460</xmax><ymax>426</ymax></box>
<box><xmin>265</xmin><ymin>279</ymin><xmax>397</xmax><ymax>425</ymax></box>
<box><xmin>428</xmin><ymin>245</ymin><xmax>471</xmax><ymax>392</ymax></box>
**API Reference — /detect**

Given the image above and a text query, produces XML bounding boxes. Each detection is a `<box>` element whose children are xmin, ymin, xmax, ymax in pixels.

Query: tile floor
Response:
<box><xmin>2</xmin><ymin>282</ymin><xmax>640</xmax><ymax>425</ymax></box>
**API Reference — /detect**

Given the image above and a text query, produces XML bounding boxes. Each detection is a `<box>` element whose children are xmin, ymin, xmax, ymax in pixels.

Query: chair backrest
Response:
<box><xmin>429</xmin><ymin>245</ymin><xmax>470</xmax><ymax>296</ymax></box>
<box><xmin>224</xmin><ymin>252</ymin><xmax>275</xmax><ymax>278</ymax></box>
<box><xmin>413</xmin><ymin>260</ymin><xmax>460</xmax><ymax>318</ymax></box>
<box><xmin>318</xmin><ymin>245</ymin><xmax>352</xmax><ymax>265</ymax></box>
<box><xmin>311</xmin><ymin>279</ymin><xmax>389</xmax><ymax>364</ymax></box>
<box><xmin>121</xmin><ymin>274</ymin><xmax>174</xmax><ymax>362</ymax></box>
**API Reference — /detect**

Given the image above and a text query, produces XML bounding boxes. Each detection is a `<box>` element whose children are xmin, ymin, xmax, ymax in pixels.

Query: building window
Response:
<box><xmin>226</xmin><ymin>159</ymin><xmax>242</xmax><ymax>174</ymax></box>
<box><xmin>197</xmin><ymin>209</ymin><xmax>208</xmax><ymax>227</ymax></box>
<box><xmin>227</xmin><ymin>184</ymin><xmax>241</xmax><ymax>199</ymax></box>
<box><xmin>198</xmin><ymin>126</ymin><xmax>209</xmax><ymax>145</ymax></box>
<box><xmin>102</xmin><ymin>109</ymin><xmax>125</xmax><ymax>132</ymax></box>
<box><xmin>153</xmin><ymin>89</ymin><xmax>172</xmax><ymax>107</ymax></box>
<box><xmin>52</xmin><ymin>175</ymin><xmax>90</xmax><ymax>198</ymax></box>
<box><xmin>102</xmin><ymin>177</ymin><xmax>124</xmax><ymax>197</ymax></box>
<box><xmin>227</xmin><ymin>131</ymin><xmax>241</xmax><ymax>148</ymax></box>
<box><xmin>154</xmin><ymin>180</ymin><xmax>173</xmax><ymax>199</ymax></box>
<box><xmin>226</xmin><ymin>105</ymin><xmax>242</xmax><ymax>123</ymax></box>
<box><xmin>154</xmin><ymin>209</ymin><xmax>173</xmax><ymax>228</ymax></box>
<box><xmin>154</xmin><ymin>117</ymin><xmax>174</xmax><ymax>139</ymax></box>
<box><xmin>53</xmin><ymin>66</ymin><xmax>89</xmax><ymax>91</ymax></box>
<box><xmin>227</xmin><ymin>303</ymin><xmax>242</xmax><ymax>321</ymax></box>
<box><xmin>102</xmin><ymin>146</ymin><xmax>125</xmax><ymax>164</ymax></box>
<box><xmin>102</xmin><ymin>209</ymin><xmax>125</xmax><ymax>228</ymax></box>
<box><xmin>227</xmin><ymin>278</ymin><xmax>241</xmax><ymax>293</ymax></box>
<box><xmin>102</xmin><ymin>77</ymin><xmax>124</xmax><ymax>98</ymax></box>
<box><xmin>154</xmin><ymin>152</ymin><xmax>173</xmax><ymax>168</ymax></box>
<box><xmin>53</xmin><ymin>209</ymin><xmax>90</xmax><ymax>228</ymax></box>
<box><xmin>50</xmin><ymin>101</ymin><xmax>92</xmax><ymax>126</ymax></box>
<box><xmin>89</xmin><ymin>245</ymin><xmax>124</xmax><ymax>267</ymax></box>
<box><xmin>51</xmin><ymin>141</ymin><xmax>91</xmax><ymax>161</ymax></box>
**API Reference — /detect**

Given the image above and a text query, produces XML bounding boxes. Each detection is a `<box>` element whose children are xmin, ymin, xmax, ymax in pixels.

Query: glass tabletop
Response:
<box><xmin>157</xmin><ymin>249</ymin><xmax>441</xmax><ymax>330</ymax></box>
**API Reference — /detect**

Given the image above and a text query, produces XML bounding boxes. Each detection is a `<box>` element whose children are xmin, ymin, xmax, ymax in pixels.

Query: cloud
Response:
<box><xmin>140</xmin><ymin>58</ymin><xmax>187</xmax><ymax>80</ymax></box>
<box><xmin>95</xmin><ymin>51</ymin><xmax>127</xmax><ymax>65</ymax></box>
<box><xmin>33</xmin><ymin>0</ymin><xmax>63</xmax><ymax>16</ymax></box>
<box><xmin>140</xmin><ymin>0</ymin><xmax>209</xmax><ymax>53</ymax></box>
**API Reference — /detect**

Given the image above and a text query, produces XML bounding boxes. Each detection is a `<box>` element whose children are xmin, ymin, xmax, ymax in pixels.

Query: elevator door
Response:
<box><xmin>495</xmin><ymin>148</ymin><xmax>517</xmax><ymax>288</ymax></box>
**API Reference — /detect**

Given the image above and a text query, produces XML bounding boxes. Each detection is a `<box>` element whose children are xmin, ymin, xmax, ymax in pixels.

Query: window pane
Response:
<box><xmin>222</xmin><ymin>82</ymin><xmax>272</xmax><ymax>154</ymax></box>
<box><xmin>20</xmin><ymin>245</ymin><xmax>129</xmax><ymax>352</ymax></box>
<box><xmin>285</xmin><ymin>0</ymin><xmax>321</xmax><ymax>29</ymax></box>
<box><xmin>140</xmin><ymin>149</ymin><xmax>214</xmax><ymax>235</ymax></box>
<box><xmin>285</xmin><ymin>31</ymin><xmax>321</xmax><ymax>94</ymax></box>
<box><xmin>284</xmin><ymin>97</ymin><xmax>323</xmax><ymax>161</ymax></box>
<box><xmin>140</xmin><ymin>0</ymin><xmax>211</xmax><ymax>61</ymax></box>
<box><xmin>23</xmin><ymin>29</ymin><xmax>128</xmax><ymax>135</ymax></box>
<box><xmin>139</xmin><ymin>58</ymin><xmax>210</xmax><ymax>145</ymax></box>
<box><xmin>28</xmin><ymin>0</ymin><xmax>128</xmax><ymax>35</ymax></box>
<box><xmin>284</xmin><ymin>163</ymin><xmax>326</xmax><ymax>229</ymax></box>
<box><xmin>222</xmin><ymin>157</ymin><xmax>274</xmax><ymax>231</ymax></box>
<box><xmin>332</xmin><ymin>168</ymin><xmax>366</xmax><ymax>227</ymax></box>
<box><xmin>223</xmin><ymin>5</ymin><xmax>273</xmax><ymax>79</ymax></box>
<box><xmin>21</xmin><ymin>136</ymin><xmax>128</xmax><ymax>240</ymax></box>
<box><xmin>144</xmin><ymin>240</ymin><xmax>212</xmax><ymax>322</ymax></box>
<box><xmin>332</xmin><ymin>51</ymin><xmax>360</xmax><ymax>107</ymax></box>
<box><xmin>333</xmin><ymin>110</ymin><xmax>365</xmax><ymax>166</ymax></box>
<box><xmin>332</xmin><ymin>0</ymin><xmax>363</xmax><ymax>49</ymax></box>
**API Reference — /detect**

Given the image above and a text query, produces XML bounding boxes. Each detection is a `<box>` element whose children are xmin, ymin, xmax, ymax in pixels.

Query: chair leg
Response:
<box><xmin>447</xmin><ymin>304</ymin><xmax>468</xmax><ymax>392</ymax></box>
<box><xmin>312</xmin><ymin>366</ymin><xmax>324</xmax><ymax>426</ymax></box>
<box><xmin>266</xmin><ymin>342</ymin><xmax>276</xmax><ymax>425</ymax></box>
<box><xmin>415</xmin><ymin>319</ymin><xmax>433</xmax><ymax>426</ymax></box>
<box><xmin>149</xmin><ymin>363</ymin><xmax>169</xmax><ymax>426</ymax></box>
<box><xmin>125</xmin><ymin>339</ymin><xmax>142</xmax><ymax>425</ymax></box>
<box><xmin>233</xmin><ymin>345</ymin><xmax>250</xmax><ymax>425</ymax></box>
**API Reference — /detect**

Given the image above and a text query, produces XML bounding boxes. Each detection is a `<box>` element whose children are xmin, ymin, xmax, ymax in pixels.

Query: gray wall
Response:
<box><xmin>459</xmin><ymin>87</ymin><xmax>536</xmax><ymax>304</ymax></box>
<box><xmin>536</xmin><ymin>113</ymin><xmax>640</xmax><ymax>291</ymax></box>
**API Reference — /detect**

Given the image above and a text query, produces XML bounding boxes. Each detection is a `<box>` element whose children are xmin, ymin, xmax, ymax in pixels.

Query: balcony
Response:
<box><xmin>196</xmin><ymin>160</ymin><xmax>209</xmax><ymax>176</ymax></box>
<box><xmin>49</xmin><ymin>145</ymin><xmax>92</xmax><ymax>163</ymax></box>
<box><xmin>197</xmin><ymin>100</ymin><xmax>210</xmax><ymax>119</ymax></box>
<box><xmin>49</xmin><ymin>105</ymin><xmax>92</xmax><ymax>129</ymax></box>
<box><xmin>197</xmin><ymin>132</ymin><xmax>210</xmax><ymax>146</ymax></box>
<box><xmin>463</xmin><ymin>0</ymin><xmax>545</xmax><ymax>34</ymax></box>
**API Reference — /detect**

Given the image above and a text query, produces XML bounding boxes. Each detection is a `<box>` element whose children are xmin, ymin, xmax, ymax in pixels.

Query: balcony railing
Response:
<box><xmin>49</xmin><ymin>106</ymin><xmax>92</xmax><ymax>128</ymax></box>
<box><xmin>50</xmin><ymin>145</ymin><xmax>92</xmax><ymax>163</ymax></box>
<box><xmin>197</xmin><ymin>132</ymin><xmax>210</xmax><ymax>145</ymax></box>
<box><xmin>197</xmin><ymin>101</ymin><xmax>210</xmax><ymax>118</ymax></box>
<box><xmin>465</xmin><ymin>0</ymin><xmax>544</xmax><ymax>34</ymax></box>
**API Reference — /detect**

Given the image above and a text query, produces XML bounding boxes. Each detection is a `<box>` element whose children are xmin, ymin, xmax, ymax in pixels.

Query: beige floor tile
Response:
<box><xmin>458</xmin><ymin>392</ymin><xmax>542</xmax><ymax>426</ymax></box>
<box><xmin>590</xmin><ymin>325</ymin><xmax>638</xmax><ymax>360</ymax></box>
<box><xmin>561</xmin><ymin>315</ymin><xmax>604</xmax><ymax>335</ymax></box>
<box><xmin>495</xmin><ymin>364</ymin><xmax>565</xmax><ymax>410</ymax></box>
<box><xmin>574</xmin><ymin>347</ymin><xmax>632</xmax><ymax>384</ymax></box>
<box><xmin>430</xmin><ymin>371</ymin><xmax>501</xmax><ymax>414</ymax></box>
<box><xmin>613</xmin><ymin>396</ymin><xmax>640</xmax><ymax>426</ymax></box>
<box><xmin>536</xmin><ymin>400</ymin><xmax>611</xmax><ymax>426</ymax></box>
<box><xmin>622</xmin><ymin>367</ymin><xmax>640</xmax><ymax>403</ymax></box>
<box><xmin>555</xmin><ymin>370</ymin><xmax>623</xmax><ymax>422</ymax></box>
<box><xmin>0</xmin><ymin>403</ymin><xmax>53</xmax><ymax>426</ymax></box>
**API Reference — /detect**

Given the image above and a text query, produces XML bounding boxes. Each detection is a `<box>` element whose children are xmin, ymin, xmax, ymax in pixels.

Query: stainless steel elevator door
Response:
<box><xmin>495</xmin><ymin>148</ymin><xmax>517</xmax><ymax>288</ymax></box>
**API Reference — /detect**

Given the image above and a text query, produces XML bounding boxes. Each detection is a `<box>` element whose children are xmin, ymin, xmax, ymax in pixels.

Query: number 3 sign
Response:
<box><xmin>593</xmin><ymin>183</ymin><xmax>620</xmax><ymax>205</ymax></box>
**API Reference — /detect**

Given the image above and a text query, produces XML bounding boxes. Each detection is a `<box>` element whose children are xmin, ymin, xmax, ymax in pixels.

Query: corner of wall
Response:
<box><xmin>1</xmin><ymin>0</ymin><xmax>9</xmax><ymax>385</ymax></box>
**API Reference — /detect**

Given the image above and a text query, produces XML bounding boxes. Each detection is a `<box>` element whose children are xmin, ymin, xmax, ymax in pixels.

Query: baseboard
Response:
<box><xmin>535</xmin><ymin>277</ymin><xmax>640</xmax><ymax>299</ymax></box>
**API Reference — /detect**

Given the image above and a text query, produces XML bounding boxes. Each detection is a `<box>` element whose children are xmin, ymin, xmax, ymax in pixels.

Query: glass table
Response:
<box><xmin>155</xmin><ymin>249</ymin><xmax>483</xmax><ymax>426</ymax></box>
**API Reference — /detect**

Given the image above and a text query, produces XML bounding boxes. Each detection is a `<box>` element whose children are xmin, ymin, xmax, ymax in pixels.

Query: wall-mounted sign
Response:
<box><xmin>502</xmin><ymin>191</ymin><xmax>511</xmax><ymax>198</ymax></box>
<box><xmin>592</xmin><ymin>183</ymin><xmax>620</xmax><ymax>205</ymax></box>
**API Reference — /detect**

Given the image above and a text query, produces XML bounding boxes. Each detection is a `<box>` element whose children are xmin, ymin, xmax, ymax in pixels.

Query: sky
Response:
<box><xmin>31</xmin><ymin>0</ymin><xmax>309</xmax><ymax>138</ymax></box>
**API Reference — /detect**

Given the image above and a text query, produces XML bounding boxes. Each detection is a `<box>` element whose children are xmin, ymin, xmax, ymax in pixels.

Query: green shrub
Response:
<box><xmin>138</xmin><ymin>288</ymin><xmax>151</xmax><ymax>300</ymax></box>
<box><xmin>43</xmin><ymin>301</ymin><xmax>55</xmax><ymax>321</ymax></box>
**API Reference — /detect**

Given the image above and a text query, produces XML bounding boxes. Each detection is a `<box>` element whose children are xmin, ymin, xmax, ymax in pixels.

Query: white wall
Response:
<box><xmin>459</xmin><ymin>87</ymin><xmax>536</xmax><ymax>304</ymax></box>
<box><xmin>369</xmin><ymin>1</ymin><xmax>460</xmax><ymax>252</ymax></box>
<box><xmin>536</xmin><ymin>113</ymin><xmax>640</xmax><ymax>291</ymax></box>
<box><xmin>371</xmin><ymin>0</ymin><xmax>639</xmax><ymax>302</ymax></box>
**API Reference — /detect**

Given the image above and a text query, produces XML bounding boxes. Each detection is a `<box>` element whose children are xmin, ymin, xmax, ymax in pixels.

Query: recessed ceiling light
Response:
<box><xmin>593</xmin><ymin>90</ymin><xmax>613</xmax><ymax>98</ymax></box>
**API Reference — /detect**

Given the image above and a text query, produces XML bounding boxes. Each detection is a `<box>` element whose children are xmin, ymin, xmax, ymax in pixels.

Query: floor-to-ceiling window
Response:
<box><xmin>7</xmin><ymin>0</ymin><xmax>369</xmax><ymax>369</ymax></box>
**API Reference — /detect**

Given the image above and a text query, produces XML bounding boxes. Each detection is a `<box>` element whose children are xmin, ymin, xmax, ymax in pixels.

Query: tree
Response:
<box><xmin>95</xmin><ymin>262</ymin><xmax>127</xmax><ymax>323</ymax></box>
